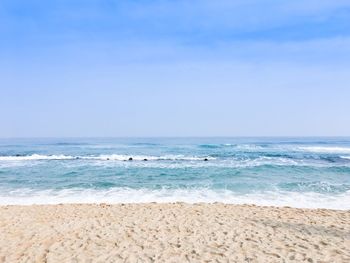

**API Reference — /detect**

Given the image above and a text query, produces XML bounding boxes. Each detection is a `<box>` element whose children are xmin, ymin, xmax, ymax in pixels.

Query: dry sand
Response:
<box><xmin>0</xmin><ymin>203</ymin><xmax>349</xmax><ymax>263</ymax></box>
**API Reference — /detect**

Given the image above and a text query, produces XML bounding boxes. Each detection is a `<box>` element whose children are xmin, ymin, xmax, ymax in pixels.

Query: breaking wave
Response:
<box><xmin>298</xmin><ymin>146</ymin><xmax>350</xmax><ymax>154</ymax></box>
<box><xmin>0</xmin><ymin>154</ymin><xmax>215</xmax><ymax>161</ymax></box>
<box><xmin>0</xmin><ymin>187</ymin><xmax>349</xmax><ymax>210</ymax></box>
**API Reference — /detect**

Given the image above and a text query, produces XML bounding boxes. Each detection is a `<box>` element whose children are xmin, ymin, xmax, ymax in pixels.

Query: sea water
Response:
<box><xmin>0</xmin><ymin>137</ymin><xmax>349</xmax><ymax>209</ymax></box>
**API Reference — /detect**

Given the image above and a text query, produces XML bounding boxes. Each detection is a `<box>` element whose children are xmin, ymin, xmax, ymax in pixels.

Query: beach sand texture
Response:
<box><xmin>0</xmin><ymin>203</ymin><xmax>349</xmax><ymax>262</ymax></box>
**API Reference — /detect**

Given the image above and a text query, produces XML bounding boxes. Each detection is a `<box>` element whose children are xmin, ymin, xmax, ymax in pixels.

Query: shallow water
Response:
<box><xmin>0</xmin><ymin>137</ymin><xmax>349</xmax><ymax>209</ymax></box>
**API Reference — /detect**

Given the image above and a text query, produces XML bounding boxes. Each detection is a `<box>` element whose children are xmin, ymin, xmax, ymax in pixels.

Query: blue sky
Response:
<box><xmin>1</xmin><ymin>0</ymin><xmax>350</xmax><ymax>137</ymax></box>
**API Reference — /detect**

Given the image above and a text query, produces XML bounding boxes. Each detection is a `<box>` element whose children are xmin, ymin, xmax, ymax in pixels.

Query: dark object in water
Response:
<box><xmin>204</xmin><ymin>158</ymin><xmax>208</xmax><ymax>161</ymax></box>
<box><xmin>76</xmin><ymin>157</ymin><xmax>80</xmax><ymax>159</ymax></box>
<box><xmin>128</xmin><ymin>157</ymin><xmax>133</xmax><ymax>161</ymax></box>
<box><xmin>107</xmin><ymin>158</ymin><xmax>110</xmax><ymax>160</ymax></box>
<box><xmin>143</xmin><ymin>158</ymin><xmax>148</xmax><ymax>161</ymax></box>
<box><xmin>15</xmin><ymin>154</ymin><xmax>21</xmax><ymax>157</ymax></box>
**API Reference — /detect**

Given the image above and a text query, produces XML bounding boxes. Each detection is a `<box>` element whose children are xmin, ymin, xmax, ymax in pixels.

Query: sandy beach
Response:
<box><xmin>0</xmin><ymin>203</ymin><xmax>349</xmax><ymax>263</ymax></box>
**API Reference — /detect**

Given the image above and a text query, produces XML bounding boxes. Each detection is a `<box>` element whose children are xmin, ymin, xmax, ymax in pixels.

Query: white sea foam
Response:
<box><xmin>77</xmin><ymin>156</ymin><xmax>304</xmax><ymax>169</ymax></box>
<box><xmin>1</xmin><ymin>154</ymin><xmax>343</xmax><ymax>169</ymax></box>
<box><xmin>340</xmin><ymin>156</ymin><xmax>350</xmax><ymax>160</ymax></box>
<box><xmin>90</xmin><ymin>154</ymin><xmax>213</xmax><ymax>161</ymax></box>
<box><xmin>0</xmin><ymin>154</ymin><xmax>75</xmax><ymax>161</ymax></box>
<box><xmin>243</xmin><ymin>156</ymin><xmax>299</xmax><ymax>166</ymax></box>
<box><xmin>298</xmin><ymin>146</ymin><xmax>350</xmax><ymax>154</ymax></box>
<box><xmin>0</xmin><ymin>188</ymin><xmax>349</xmax><ymax>210</ymax></box>
<box><xmin>0</xmin><ymin>154</ymin><xmax>215</xmax><ymax>162</ymax></box>
<box><xmin>234</xmin><ymin>144</ymin><xmax>265</xmax><ymax>151</ymax></box>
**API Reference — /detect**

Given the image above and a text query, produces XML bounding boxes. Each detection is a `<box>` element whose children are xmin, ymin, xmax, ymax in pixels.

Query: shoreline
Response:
<box><xmin>1</xmin><ymin>202</ymin><xmax>350</xmax><ymax>211</ymax></box>
<box><xmin>1</xmin><ymin>203</ymin><xmax>349</xmax><ymax>262</ymax></box>
<box><xmin>2</xmin><ymin>189</ymin><xmax>349</xmax><ymax>210</ymax></box>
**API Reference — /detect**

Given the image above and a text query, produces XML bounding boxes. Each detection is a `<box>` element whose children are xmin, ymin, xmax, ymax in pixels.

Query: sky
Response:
<box><xmin>1</xmin><ymin>0</ymin><xmax>350</xmax><ymax>137</ymax></box>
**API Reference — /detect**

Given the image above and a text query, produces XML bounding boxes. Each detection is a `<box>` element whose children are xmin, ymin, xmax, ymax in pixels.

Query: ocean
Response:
<box><xmin>0</xmin><ymin>137</ymin><xmax>349</xmax><ymax>209</ymax></box>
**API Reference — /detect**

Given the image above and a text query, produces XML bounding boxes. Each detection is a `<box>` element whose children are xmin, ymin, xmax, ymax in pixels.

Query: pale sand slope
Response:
<box><xmin>0</xmin><ymin>204</ymin><xmax>349</xmax><ymax>263</ymax></box>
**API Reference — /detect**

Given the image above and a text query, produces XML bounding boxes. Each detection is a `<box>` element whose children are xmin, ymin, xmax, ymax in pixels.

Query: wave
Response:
<box><xmin>0</xmin><ymin>154</ymin><xmax>215</xmax><ymax>162</ymax></box>
<box><xmin>93</xmin><ymin>154</ymin><xmax>214</xmax><ymax>161</ymax></box>
<box><xmin>197</xmin><ymin>144</ymin><xmax>350</xmax><ymax>154</ymax></box>
<box><xmin>198</xmin><ymin>144</ymin><xmax>222</xmax><ymax>149</ymax></box>
<box><xmin>131</xmin><ymin>143</ymin><xmax>161</xmax><ymax>146</ymax></box>
<box><xmin>233</xmin><ymin>156</ymin><xmax>299</xmax><ymax>167</ymax></box>
<box><xmin>341</xmin><ymin>156</ymin><xmax>350</xmax><ymax>160</ymax></box>
<box><xmin>279</xmin><ymin>181</ymin><xmax>350</xmax><ymax>194</ymax></box>
<box><xmin>0</xmin><ymin>154</ymin><xmax>301</xmax><ymax>167</ymax></box>
<box><xmin>2</xmin><ymin>154</ymin><xmax>350</xmax><ymax>169</ymax></box>
<box><xmin>298</xmin><ymin>146</ymin><xmax>350</xmax><ymax>154</ymax></box>
<box><xmin>198</xmin><ymin>144</ymin><xmax>266</xmax><ymax>151</ymax></box>
<box><xmin>0</xmin><ymin>187</ymin><xmax>349</xmax><ymax>209</ymax></box>
<box><xmin>0</xmin><ymin>154</ymin><xmax>75</xmax><ymax>161</ymax></box>
<box><xmin>53</xmin><ymin>142</ymin><xmax>90</xmax><ymax>146</ymax></box>
<box><xmin>234</xmin><ymin>144</ymin><xmax>266</xmax><ymax>151</ymax></box>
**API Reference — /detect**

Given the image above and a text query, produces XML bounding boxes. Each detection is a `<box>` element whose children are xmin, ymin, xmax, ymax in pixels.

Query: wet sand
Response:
<box><xmin>0</xmin><ymin>203</ymin><xmax>349</xmax><ymax>262</ymax></box>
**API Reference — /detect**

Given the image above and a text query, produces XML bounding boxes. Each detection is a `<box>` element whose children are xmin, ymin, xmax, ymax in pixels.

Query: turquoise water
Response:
<box><xmin>0</xmin><ymin>137</ymin><xmax>349</xmax><ymax>209</ymax></box>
